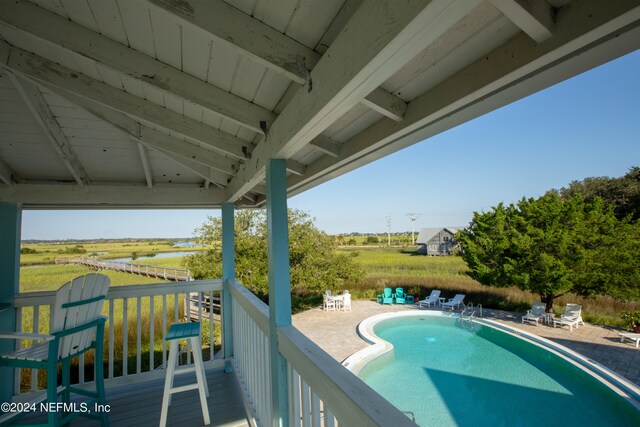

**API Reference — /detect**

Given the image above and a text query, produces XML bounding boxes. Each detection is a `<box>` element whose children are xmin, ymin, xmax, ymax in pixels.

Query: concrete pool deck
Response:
<box><xmin>292</xmin><ymin>300</ymin><xmax>640</xmax><ymax>386</ymax></box>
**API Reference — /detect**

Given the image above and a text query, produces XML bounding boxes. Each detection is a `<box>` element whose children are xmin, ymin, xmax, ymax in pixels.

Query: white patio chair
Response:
<box><xmin>522</xmin><ymin>302</ymin><xmax>547</xmax><ymax>326</ymax></box>
<box><xmin>418</xmin><ymin>290</ymin><xmax>441</xmax><ymax>308</ymax></box>
<box><xmin>323</xmin><ymin>293</ymin><xmax>336</xmax><ymax>311</ymax></box>
<box><xmin>0</xmin><ymin>274</ymin><xmax>110</xmax><ymax>427</ymax></box>
<box><xmin>341</xmin><ymin>292</ymin><xmax>352</xmax><ymax>312</ymax></box>
<box><xmin>441</xmin><ymin>294</ymin><xmax>465</xmax><ymax>311</ymax></box>
<box><xmin>553</xmin><ymin>303</ymin><xmax>584</xmax><ymax>331</ymax></box>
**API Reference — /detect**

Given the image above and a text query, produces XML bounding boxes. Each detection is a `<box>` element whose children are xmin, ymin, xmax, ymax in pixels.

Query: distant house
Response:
<box><xmin>416</xmin><ymin>227</ymin><xmax>459</xmax><ymax>255</ymax></box>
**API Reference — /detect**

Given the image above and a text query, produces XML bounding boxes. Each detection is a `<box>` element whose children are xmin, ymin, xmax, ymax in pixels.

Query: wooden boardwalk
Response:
<box><xmin>56</xmin><ymin>257</ymin><xmax>191</xmax><ymax>281</ymax></box>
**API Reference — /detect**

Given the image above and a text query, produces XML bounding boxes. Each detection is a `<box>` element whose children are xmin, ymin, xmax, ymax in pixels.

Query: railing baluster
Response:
<box><xmin>325</xmin><ymin>409</ymin><xmax>336</xmax><ymax>427</ymax></box>
<box><xmin>14</xmin><ymin>307</ymin><xmax>22</xmax><ymax>395</ymax></box>
<box><xmin>301</xmin><ymin>380</ymin><xmax>311</xmax><ymax>427</ymax></box>
<box><xmin>291</xmin><ymin>367</ymin><xmax>301</xmax><ymax>427</ymax></box>
<box><xmin>136</xmin><ymin>296</ymin><xmax>142</xmax><ymax>374</ymax></box>
<box><xmin>79</xmin><ymin>353</ymin><xmax>85</xmax><ymax>384</ymax></box>
<box><xmin>208</xmin><ymin>291</ymin><xmax>214</xmax><ymax>361</ymax></box>
<box><xmin>312</xmin><ymin>392</ymin><xmax>321</xmax><ymax>427</ymax></box>
<box><xmin>149</xmin><ymin>295</ymin><xmax>155</xmax><ymax>370</ymax></box>
<box><xmin>162</xmin><ymin>294</ymin><xmax>167</xmax><ymax>368</ymax></box>
<box><xmin>123</xmin><ymin>298</ymin><xmax>128</xmax><ymax>376</ymax></box>
<box><xmin>31</xmin><ymin>306</ymin><xmax>39</xmax><ymax>391</ymax></box>
<box><xmin>109</xmin><ymin>299</ymin><xmax>114</xmax><ymax>378</ymax></box>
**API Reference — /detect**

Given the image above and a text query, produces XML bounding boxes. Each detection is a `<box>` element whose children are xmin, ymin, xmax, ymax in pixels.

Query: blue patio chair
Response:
<box><xmin>394</xmin><ymin>287</ymin><xmax>407</xmax><ymax>304</ymax></box>
<box><xmin>0</xmin><ymin>274</ymin><xmax>110</xmax><ymax>427</ymax></box>
<box><xmin>377</xmin><ymin>287</ymin><xmax>393</xmax><ymax>304</ymax></box>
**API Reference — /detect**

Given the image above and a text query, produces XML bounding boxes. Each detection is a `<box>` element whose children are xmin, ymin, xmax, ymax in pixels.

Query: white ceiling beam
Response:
<box><xmin>285</xmin><ymin>160</ymin><xmax>306</xmax><ymax>177</ymax></box>
<box><xmin>309</xmin><ymin>136</ymin><xmax>341</xmax><ymax>158</ymax></box>
<box><xmin>0</xmin><ymin>183</ymin><xmax>228</xmax><ymax>208</ymax></box>
<box><xmin>489</xmin><ymin>0</ymin><xmax>555</xmax><ymax>43</ymax></box>
<box><xmin>19</xmin><ymin>75</ymin><xmax>240</xmax><ymax>177</ymax></box>
<box><xmin>0</xmin><ymin>157</ymin><xmax>15</xmax><ymax>185</ymax></box>
<box><xmin>147</xmin><ymin>0</ymin><xmax>317</xmax><ymax>85</ymax></box>
<box><xmin>286</xmin><ymin>0</ymin><xmax>640</xmax><ymax>196</ymax></box>
<box><xmin>8</xmin><ymin>73</ymin><xmax>90</xmax><ymax>187</ymax></box>
<box><xmin>136</xmin><ymin>143</ymin><xmax>153</xmax><ymax>188</ymax></box>
<box><xmin>0</xmin><ymin>43</ymin><xmax>248</xmax><ymax>161</ymax></box>
<box><xmin>0</xmin><ymin>0</ymin><xmax>273</xmax><ymax>134</ymax></box>
<box><xmin>360</xmin><ymin>88</ymin><xmax>407</xmax><ymax>122</ymax></box>
<box><xmin>225</xmin><ymin>0</ymin><xmax>479</xmax><ymax>202</ymax></box>
<box><xmin>139</xmin><ymin>127</ymin><xmax>236</xmax><ymax>175</ymax></box>
<box><xmin>151</xmin><ymin>146</ymin><xmax>229</xmax><ymax>187</ymax></box>
<box><xmin>148</xmin><ymin>0</ymin><xmax>407</xmax><ymax>121</ymax></box>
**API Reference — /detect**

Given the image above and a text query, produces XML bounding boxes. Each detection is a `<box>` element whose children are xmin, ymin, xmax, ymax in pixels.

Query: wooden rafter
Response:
<box><xmin>136</xmin><ymin>143</ymin><xmax>153</xmax><ymax>188</ymax></box>
<box><xmin>489</xmin><ymin>0</ymin><xmax>555</xmax><ymax>43</ymax></box>
<box><xmin>0</xmin><ymin>183</ymin><xmax>227</xmax><ymax>208</ymax></box>
<box><xmin>309</xmin><ymin>136</ymin><xmax>341</xmax><ymax>158</ymax></box>
<box><xmin>286</xmin><ymin>0</ymin><xmax>640</xmax><ymax>196</ymax></box>
<box><xmin>0</xmin><ymin>0</ymin><xmax>273</xmax><ymax>134</ymax></box>
<box><xmin>0</xmin><ymin>156</ymin><xmax>15</xmax><ymax>185</ymax></box>
<box><xmin>148</xmin><ymin>0</ymin><xmax>407</xmax><ymax>122</ymax></box>
<box><xmin>0</xmin><ymin>43</ymin><xmax>249</xmax><ymax>162</ymax></box>
<box><xmin>8</xmin><ymin>73</ymin><xmax>90</xmax><ymax>186</ymax></box>
<box><xmin>225</xmin><ymin>0</ymin><xmax>479</xmax><ymax>202</ymax></box>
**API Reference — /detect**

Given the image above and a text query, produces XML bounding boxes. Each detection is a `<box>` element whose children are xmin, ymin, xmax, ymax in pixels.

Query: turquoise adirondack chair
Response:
<box><xmin>394</xmin><ymin>287</ymin><xmax>406</xmax><ymax>304</ymax></box>
<box><xmin>377</xmin><ymin>287</ymin><xmax>394</xmax><ymax>304</ymax></box>
<box><xmin>0</xmin><ymin>274</ymin><xmax>110</xmax><ymax>427</ymax></box>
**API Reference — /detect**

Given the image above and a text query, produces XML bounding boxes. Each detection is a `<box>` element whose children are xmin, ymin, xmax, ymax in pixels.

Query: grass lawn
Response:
<box><xmin>340</xmin><ymin>247</ymin><xmax>640</xmax><ymax>329</ymax></box>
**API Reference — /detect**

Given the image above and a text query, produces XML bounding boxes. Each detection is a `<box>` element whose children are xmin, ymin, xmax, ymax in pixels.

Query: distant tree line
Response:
<box><xmin>457</xmin><ymin>168</ymin><xmax>640</xmax><ymax>311</ymax></box>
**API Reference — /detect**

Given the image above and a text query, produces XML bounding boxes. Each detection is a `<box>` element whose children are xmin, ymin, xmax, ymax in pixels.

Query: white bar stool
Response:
<box><xmin>159</xmin><ymin>322</ymin><xmax>210</xmax><ymax>426</ymax></box>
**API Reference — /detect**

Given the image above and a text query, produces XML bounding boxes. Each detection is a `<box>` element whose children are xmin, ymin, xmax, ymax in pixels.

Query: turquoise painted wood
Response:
<box><xmin>266</xmin><ymin>159</ymin><xmax>291</xmax><ymax>427</ymax></box>
<box><xmin>0</xmin><ymin>202</ymin><xmax>21</xmax><ymax>404</ymax></box>
<box><xmin>0</xmin><ymin>274</ymin><xmax>110</xmax><ymax>427</ymax></box>
<box><xmin>221</xmin><ymin>202</ymin><xmax>235</xmax><ymax>373</ymax></box>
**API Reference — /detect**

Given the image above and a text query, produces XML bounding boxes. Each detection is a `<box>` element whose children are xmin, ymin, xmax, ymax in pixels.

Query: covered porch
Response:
<box><xmin>2</xmin><ymin>0</ymin><xmax>640</xmax><ymax>426</ymax></box>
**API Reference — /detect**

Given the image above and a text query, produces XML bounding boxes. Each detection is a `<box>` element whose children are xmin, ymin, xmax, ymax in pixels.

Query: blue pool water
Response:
<box><xmin>358</xmin><ymin>316</ymin><xmax>640</xmax><ymax>426</ymax></box>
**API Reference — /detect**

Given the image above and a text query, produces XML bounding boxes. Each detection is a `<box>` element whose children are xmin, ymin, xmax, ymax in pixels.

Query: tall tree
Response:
<box><xmin>554</xmin><ymin>166</ymin><xmax>640</xmax><ymax>221</ymax></box>
<box><xmin>184</xmin><ymin>209</ymin><xmax>364</xmax><ymax>299</ymax></box>
<box><xmin>457</xmin><ymin>193</ymin><xmax>640</xmax><ymax>311</ymax></box>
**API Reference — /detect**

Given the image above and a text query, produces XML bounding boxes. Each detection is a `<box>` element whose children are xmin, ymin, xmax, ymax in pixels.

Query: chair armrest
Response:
<box><xmin>0</xmin><ymin>332</ymin><xmax>54</xmax><ymax>342</ymax></box>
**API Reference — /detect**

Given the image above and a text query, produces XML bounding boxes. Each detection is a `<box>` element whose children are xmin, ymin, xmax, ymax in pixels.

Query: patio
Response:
<box><xmin>293</xmin><ymin>300</ymin><xmax>640</xmax><ymax>386</ymax></box>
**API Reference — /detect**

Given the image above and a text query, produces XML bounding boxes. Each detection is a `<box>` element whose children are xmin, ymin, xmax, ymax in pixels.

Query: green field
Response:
<box><xmin>341</xmin><ymin>247</ymin><xmax>640</xmax><ymax>328</ymax></box>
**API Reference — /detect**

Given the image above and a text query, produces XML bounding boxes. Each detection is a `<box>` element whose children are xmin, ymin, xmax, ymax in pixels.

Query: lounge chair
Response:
<box><xmin>377</xmin><ymin>287</ymin><xmax>393</xmax><ymax>304</ymax></box>
<box><xmin>522</xmin><ymin>302</ymin><xmax>547</xmax><ymax>326</ymax></box>
<box><xmin>553</xmin><ymin>303</ymin><xmax>585</xmax><ymax>331</ymax></box>
<box><xmin>418</xmin><ymin>290</ymin><xmax>441</xmax><ymax>308</ymax></box>
<box><xmin>619</xmin><ymin>332</ymin><xmax>640</xmax><ymax>348</ymax></box>
<box><xmin>394</xmin><ymin>287</ymin><xmax>406</xmax><ymax>304</ymax></box>
<box><xmin>442</xmin><ymin>294</ymin><xmax>465</xmax><ymax>311</ymax></box>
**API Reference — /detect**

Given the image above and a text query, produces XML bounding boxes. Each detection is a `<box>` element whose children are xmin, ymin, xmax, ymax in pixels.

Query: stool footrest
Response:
<box><xmin>169</xmin><ymin>383</ymin><xmax>200</xmax><ymax>394</ymax></box>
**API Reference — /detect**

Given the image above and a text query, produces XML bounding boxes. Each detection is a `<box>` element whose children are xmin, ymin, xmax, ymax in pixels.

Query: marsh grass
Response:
<box><xmin>339</xmin><ymin>248</ymin><xmax>640</xmax><ymax>328</ymax></box>
<box><xmin>17</xmin><ymin>264</ymin><xmax>220</xmax><ymax>392</ymax></box>
<box><xmin>20</xmin><ymin>241</ymin><xmax>203</xmax><ymax>266</ymax></box>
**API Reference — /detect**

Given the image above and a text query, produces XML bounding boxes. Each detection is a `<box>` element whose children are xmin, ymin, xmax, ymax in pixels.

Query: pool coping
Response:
<box><xmin>343</xmin><ymin>310</ymin><xmax>640</xmax><ymax>411</ymax></box>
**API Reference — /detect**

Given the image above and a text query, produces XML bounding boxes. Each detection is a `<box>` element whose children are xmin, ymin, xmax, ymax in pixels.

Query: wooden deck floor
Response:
<box><xmin>18</xmin><ymin>367</ymin><xmax>249</xmax><ymax>427</ymax></box>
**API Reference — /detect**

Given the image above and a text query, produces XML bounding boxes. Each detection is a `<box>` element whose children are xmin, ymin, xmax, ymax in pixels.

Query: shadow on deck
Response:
<box><xmin>17</xmin><ymin>367</ymin><xmax>249</xmax><ymax>427</ymax></box>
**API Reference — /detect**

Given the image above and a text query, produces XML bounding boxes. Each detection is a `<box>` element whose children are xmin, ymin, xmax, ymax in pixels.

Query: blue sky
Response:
<box><xmin>22</xmin><ymin>50</ymin><xmax>640</xmax><ymax>240</ymax></box>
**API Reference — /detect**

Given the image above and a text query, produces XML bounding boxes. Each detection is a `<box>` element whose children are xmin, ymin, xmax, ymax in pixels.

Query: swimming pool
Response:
<box><xmin>350</xmin><ymin>313</ymin><xmax>640</xmax><ymax>426</ymax></box>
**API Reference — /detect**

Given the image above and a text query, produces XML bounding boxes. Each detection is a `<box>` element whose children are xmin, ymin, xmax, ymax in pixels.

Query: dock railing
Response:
<box><xmin>10</xmin><ymin>279</ymin><xmax>416</xmax><ymax>426</ymax></box>
<box><xmin>55</xmin><ymin>256</ymin><xmax>191</xmax><ymax>281</ymax></box>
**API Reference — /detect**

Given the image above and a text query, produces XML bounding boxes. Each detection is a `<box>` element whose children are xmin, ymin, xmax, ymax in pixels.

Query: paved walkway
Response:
<box><xmin>292</xmin><ymin>300</ymin><xmax>640</xmax><ymax>386</ymax></box>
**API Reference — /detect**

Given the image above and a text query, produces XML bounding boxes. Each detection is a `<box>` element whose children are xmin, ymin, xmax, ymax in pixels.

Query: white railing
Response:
<box><xmin>229</xmin><ymin>280</ymin><xmax>271</xmax><ymax>426</ymax></box>
<box><xmin>11</xmin><ymin>279</ymin><xmax>222</xmax><ymax>396</ymax></box>
<box><xmin>228</xmin><ymin>280</ymin><xmax>417</xmax><ymax>427</ymax></box>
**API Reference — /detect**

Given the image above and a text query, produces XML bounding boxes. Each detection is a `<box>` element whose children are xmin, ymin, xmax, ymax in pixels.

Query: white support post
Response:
<box><xmin>266</xmin><ymin>159</ymin><xmax>291</xmax><ymax>427</ymax></box>
<box><xmin>221</xmin><ymin>202</ymin><xmax>235</xmax><ymax>373</ymax></box>
<box><xmin>0</xmin><ymin>202</ymin><xmax>22</xmax><ymax>403</ymax></box>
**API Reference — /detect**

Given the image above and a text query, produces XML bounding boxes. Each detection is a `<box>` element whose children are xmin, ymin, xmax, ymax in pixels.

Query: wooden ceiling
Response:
<box><xmin>0</xmin><ymin>0</ymin><xmax>638</xmax><ymax>208</ymax></box>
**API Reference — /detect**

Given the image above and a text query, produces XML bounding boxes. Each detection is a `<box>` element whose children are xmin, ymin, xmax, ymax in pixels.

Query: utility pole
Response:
<box><xmin>386</xmin><ymin>215</ymin><xmax>391</xmax><ymax>246</ymax></box>
<box><xmin>407</xmin><ymin>213</ymin><xmax>420</xmax><ymax>245</ymax></box>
